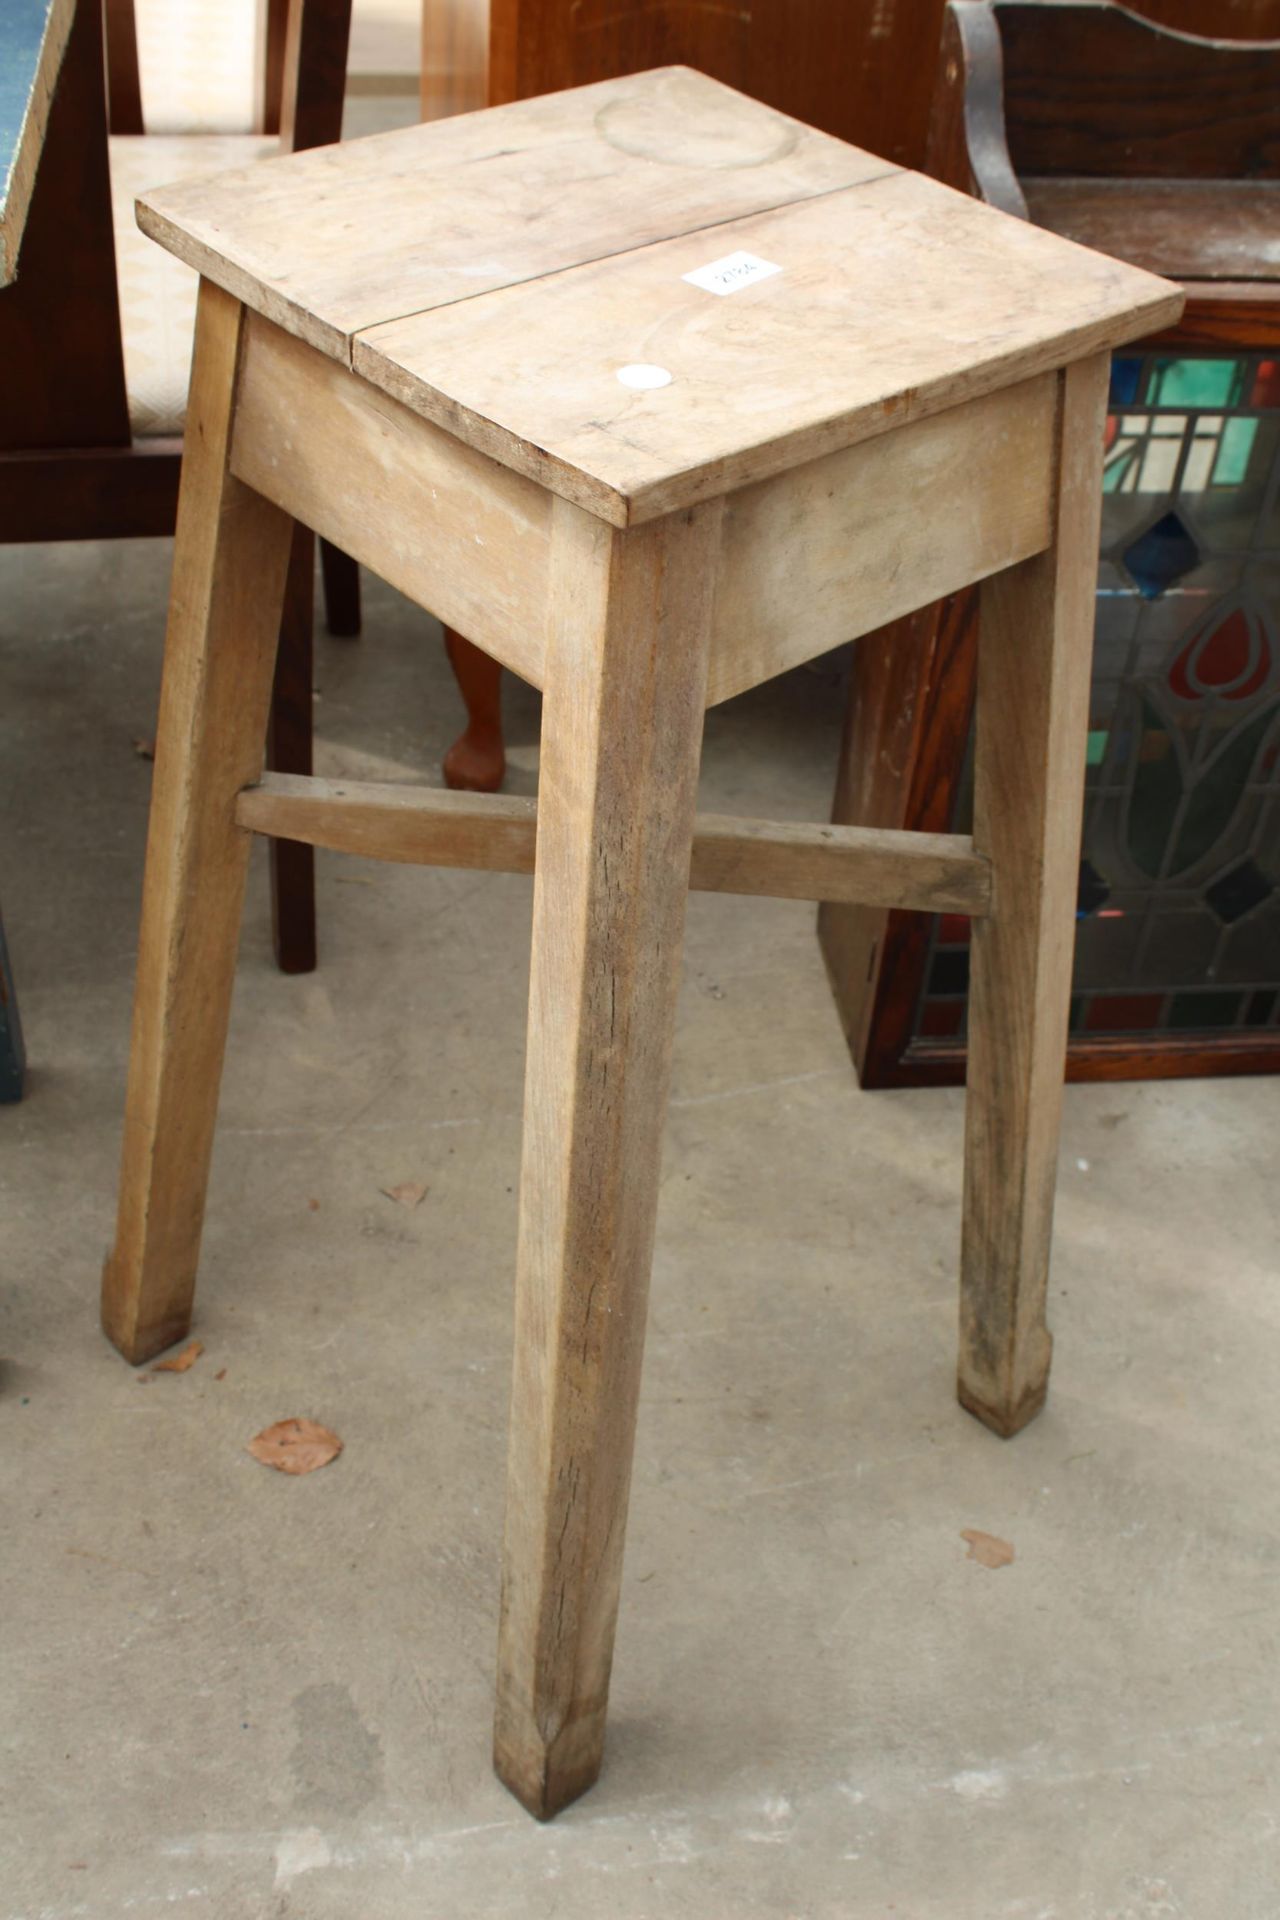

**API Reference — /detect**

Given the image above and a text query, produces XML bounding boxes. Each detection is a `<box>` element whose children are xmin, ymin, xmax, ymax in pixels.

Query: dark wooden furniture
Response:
<box><xmin>0</xmin><ymin>0</ymin><xmax>77</xmax><ymax>1099</ymax></box>
<box><xmin>822</xmin><ymin>1</ymin><xmax>1280</xmax><ymax>1086</ymax></box>
<box><xmin>419</xmin><ymin>0</ymin><xmax>953</xmax><ymax>792</ymax></box>
<box><xmin>0</xmin><ymin>0</ymin><xmax>356</xmax><ymax>975</ymax></box>
<box><xmin>422</xmin><ymin>0</ymin><xmax>950</xmax><ymax>166</ymax></box>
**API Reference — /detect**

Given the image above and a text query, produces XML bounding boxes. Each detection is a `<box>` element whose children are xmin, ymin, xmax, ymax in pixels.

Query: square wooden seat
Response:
<box><xmin>102</xmin><ymin>67</ymin><xmax>1182</xmax><ymax>1818</ymax></box>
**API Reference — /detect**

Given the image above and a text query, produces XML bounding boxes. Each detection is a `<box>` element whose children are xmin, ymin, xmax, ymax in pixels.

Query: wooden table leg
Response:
<box><xmin>494</xmin><ymin>497</ymin><xmax>722</xmax><ymax>1819</ymax></box>
<box><xmin>268</xmin><ymin>523</ymin><xmax>318</xmax><ymax>976</ymax></box>
<box><xmin>101</xmin><ymin>280</ymin><xmax>293</xmax><ymax>1365</ymax></box>
<box><xmin>959</xmin><ymin>352</ymin><xmax>1109</xmax><ymax>1437</ymax></box>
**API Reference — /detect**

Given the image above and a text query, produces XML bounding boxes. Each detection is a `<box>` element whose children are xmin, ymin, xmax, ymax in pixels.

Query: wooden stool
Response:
<box><xmin>101</xmin><ymin>69</ymin><xmax>1181</xmax><ymax>1817</ymax></box>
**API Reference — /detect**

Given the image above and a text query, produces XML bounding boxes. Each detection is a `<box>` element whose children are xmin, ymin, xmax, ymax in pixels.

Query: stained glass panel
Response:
<box><xmin>913</xmin><ymin>350</ymin><xmax>1280</xmax><ymax>1050</ymax></box>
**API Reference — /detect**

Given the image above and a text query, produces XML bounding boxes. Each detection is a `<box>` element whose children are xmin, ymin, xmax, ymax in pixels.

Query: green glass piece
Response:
<box><xmin>1086</xmin><ymin>729</ymin><xmax>1109</xmax><ymax>767</ymax></box>
<box><xmin>1211</xmin><ymin>417</ymin><xmax>1259</xmax><ymax>488</ymax></box>
<box><xmin>1146</xmin><ymin>358</ymin><xmax>1244</xmax><ymax>408</ymax></box>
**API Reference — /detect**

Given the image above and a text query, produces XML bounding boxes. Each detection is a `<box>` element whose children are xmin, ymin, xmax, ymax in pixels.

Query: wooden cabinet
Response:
<box><xmin>422</xmin><ymin>0</ymin><xmax>948</xmax><ymax>169</ymax></box>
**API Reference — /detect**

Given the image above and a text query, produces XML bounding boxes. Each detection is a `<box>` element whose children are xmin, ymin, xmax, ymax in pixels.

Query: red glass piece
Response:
<box><xmin>1084</xmin><ymin>994</ymin><xmax>1166</xmax><ymax>1033</ymax></box>
<box><xmin>1251</xmin><ymin>360</ymin><xmax>1280</xmax><ymax>408</ymax></box>
<box><xmin>1169</xmin><ymin>603</ymin><xmax>1271</xmax><ymax>703</ymax></box>
<box><xmin>920</xmin><ymin>1000</ymin><xmax>964</xmax><ymax>1039</ymax></box>
<box><xmin>937</xmin><ymin>915</ymin><xmax>972</xmax><ymax>945</ymax></box>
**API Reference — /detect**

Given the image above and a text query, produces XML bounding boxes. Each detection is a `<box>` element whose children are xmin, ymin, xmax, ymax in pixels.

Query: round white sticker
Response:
<box><xmin>616</xmin><ymin>364</ymin><xmax>673</xmax><ymax>391</ymax></box>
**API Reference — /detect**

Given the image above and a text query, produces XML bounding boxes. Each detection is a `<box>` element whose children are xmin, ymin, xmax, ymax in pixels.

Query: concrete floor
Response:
<box><xmin>2</xmin><ymin>535</ymin><xmax>1277</xmax><ymax>1920</ymax></box>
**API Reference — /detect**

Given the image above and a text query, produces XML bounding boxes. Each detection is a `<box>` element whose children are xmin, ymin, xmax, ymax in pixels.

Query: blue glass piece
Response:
<box><xmin>1122</xmin><ymin>511</ymin><xmax>1201</xmax><ymax>599</ymax></box>
<box><xmin>1109</xmin><ymin>357</ymin><xmax>1143</xmax><ymax>406</ymax></box>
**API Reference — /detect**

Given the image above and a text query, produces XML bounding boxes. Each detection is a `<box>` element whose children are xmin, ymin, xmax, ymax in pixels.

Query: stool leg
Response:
<box><xmin>494</xmin><ymin>498</ymin><xmax>722</xmax><ymax>1819</ymax></box>
<box><xmin>101</xmin><ymin>281</ymin><xmax>294</xmax><ymax>1365</ymax></box>
<box><xmin>959</xmin><ymin>353</ymin><xmax>1109</xmax><ymax>1437</ymax></box>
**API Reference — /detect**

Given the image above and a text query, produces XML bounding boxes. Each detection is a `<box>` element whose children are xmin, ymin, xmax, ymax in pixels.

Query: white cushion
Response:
<box><xmin>134</xmin><ymin>0</ymin><xmax>265</xmax><ymax>134</ymax></box>
<box><xmin>109</xmin><ymin>134</ymin><xmax>277</xmax><ymax>437</ymax></box>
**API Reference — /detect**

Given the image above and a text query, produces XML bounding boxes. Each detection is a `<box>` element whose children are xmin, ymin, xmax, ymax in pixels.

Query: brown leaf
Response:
<box><xmin>151</xmin><ymin>1340</ymin><xmax>203</xmax><ymax>1374</ymax></box>
<box><xmin>380</xmin><ymin>1181</ymin><xmax>427</xmax><ymax>1209</ymax></box>
<box><xmin>214</xmin><ymin>1368</ymin><xmax>227</xmax><ymax>1382</ymax></box>
<box><xmin>132</xmin><ymin>736</ymin><xmax>156</xmax><ymax>760</ymax></box>
<box><xmin>307</xmin><ymin>1197</ymin><xmax>321</xmax><ymax>1212</ymax></box>
<box><xmin>247</xmin><ymin>1418</ymin><xmax>342</xmax><ymax>1476</ymax></box>
<box><xmin>961</xmin><ymin>1528</ymin><xmax>1014</xmax><ymax>1570</ymax></box>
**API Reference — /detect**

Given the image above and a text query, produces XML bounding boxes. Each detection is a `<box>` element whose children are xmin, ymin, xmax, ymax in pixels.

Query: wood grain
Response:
<box><xmin>494</xmin><ymin>496</ymin><xmax>720</xmax><ymax>1819</ymax></box>
<box><xmin>235</xmin><ymin>773</ymin><xmax>994</xmax><ymax>915</ymax></box>
<box><xmin>101</xmin><ymin>282</ymin><xmax>294</xmax><ymax>1365</ymax></box>
<box><xmin>356</xmin><ymin>168</ymin><xmax>1180</xmax><ymax>526</ymax></box>
<box><xmin>709</xmin><ymin>373</ymin><xmax>1055</xmax><ymax>702</ymax></box>
<box><xmin>958</xmin><ymin>353</ymin><xmax>1110</xmax><ymax>1439</ymax></box>
<box><xmin>138</xmin><ymin>67</ymin><xmax>892</xmax><ymax>361</ymax></box>
<box><xmin>997</xmin><ymin>0</ymin><xmax>1280</xmax><ymax>181</ymax></box>
<box><xmin>1024</xmin><ymin>177</ymin><xmax>1280</xmax><ymax>283</ymax></box>
<box><xmin>478</xmin><ymin>0</ymin><xmax>951</xmax><ymax>173</ymax></box>
<box><xmin>229</xmin><ymin>313</ymin><xmax>552</xmax><ymax>687</ymax></box>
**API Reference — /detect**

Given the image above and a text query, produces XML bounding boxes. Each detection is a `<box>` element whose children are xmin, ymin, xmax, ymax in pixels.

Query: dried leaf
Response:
<box><xmin>961</xmin><ymin>1529</ymin><xmax>1014</xmax><ymax>1570</ymax></box>
<box><xmin>214</xmin><ymin>1368</ymin><xmax>227</xmax><ymax>1382</ymax></box>
<box><xmin>380</xmin><ymin>1181</ymin><xmax>427</xmax><ymax>1209</ymax></box>
<box><xmin>247</xmin><ymin>1418</ymin><xmax>342</xmax><ymax>1476</ymax></box>
<box><xmin>307</xmin><ymin>1197</ymin><xmax>321</xmax><ymax>1212</ymax></box>
<box><xmin>151</xmin><ymin>1340</ymin><xmax>203</xmax><ymax>1374</ymax></box>
<box><xmin>133</xmin><ymin>736</ymin><xmax>156</xmax><ymax>760</ymax></box>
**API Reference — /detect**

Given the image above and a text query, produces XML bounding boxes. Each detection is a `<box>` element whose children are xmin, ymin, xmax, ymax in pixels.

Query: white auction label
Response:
<box><xmin>682</xmin><ymin>250</ymin><xmax>782</xmax><ymax>297</ymax></box>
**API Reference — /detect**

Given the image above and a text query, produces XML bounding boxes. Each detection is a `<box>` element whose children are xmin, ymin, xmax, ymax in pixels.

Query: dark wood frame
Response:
<box><xmin>821</xmin><ymin>0</ymin><xmax>1280</xmax><ymax>1087</ymax></box>
<box><xmin>0</xmin><ymin>0</ymin><xmax>357</xmax><ymax>974</ymax></box>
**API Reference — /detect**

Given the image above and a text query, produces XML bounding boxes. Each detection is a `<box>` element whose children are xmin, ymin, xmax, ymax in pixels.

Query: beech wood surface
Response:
<box><xmin>230</xmin><ymin>317</ymin><xmax>1068</xmax><ymax>688</ymax></box>
<box><xmin>140</xmin><ymin>69</ymin><xmax>1177</xmax><ymax>528</ymax></box>
<box><xmin>355</xmin><ymin>170</ymin><xmax>1178</xmax><ymax>525</ymax></box>
<box><xmin>100</xmin><ymin>282</ymin><xmax>294</xmax><ymax>1364</ymax></box>
<box><xmin>101</xmin><ymin>64</ymin><xmax>1179</xmax><ymax>1814</ymax></box>
<box><xmin>959</xmin><ymin>354</ymin><xmax>1111</xmax><ymax>1437</ymax></box>
<box><xmin>493</xmin><ymin>497</ymin><xmax>721</xmax><ymax>1818</ymax></box>
<box><xmin>235</xmin><ymin>773</ymin><xmax>994</xmax><ymax>916</ymax></box>
<box><xmin>138</xmin><ymin>69</ymin><xmax>889</xmax><ymax>359</ymax></box>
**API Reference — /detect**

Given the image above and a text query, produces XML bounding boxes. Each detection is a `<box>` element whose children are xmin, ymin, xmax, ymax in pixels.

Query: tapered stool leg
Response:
<box><xmin>494</xmin><ymin>498</ymin><xmax>722</xmax><ymax>1819</ymax></box>
<box><xmin>101</xmin><ymin>280</ymin><xmax>294</xmax><ymax>1364</ymax></box>
<box><xmin>959</xmin><ymin>353</ymin><xmax>1110</xmax><ymax>1437</ymax></box>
